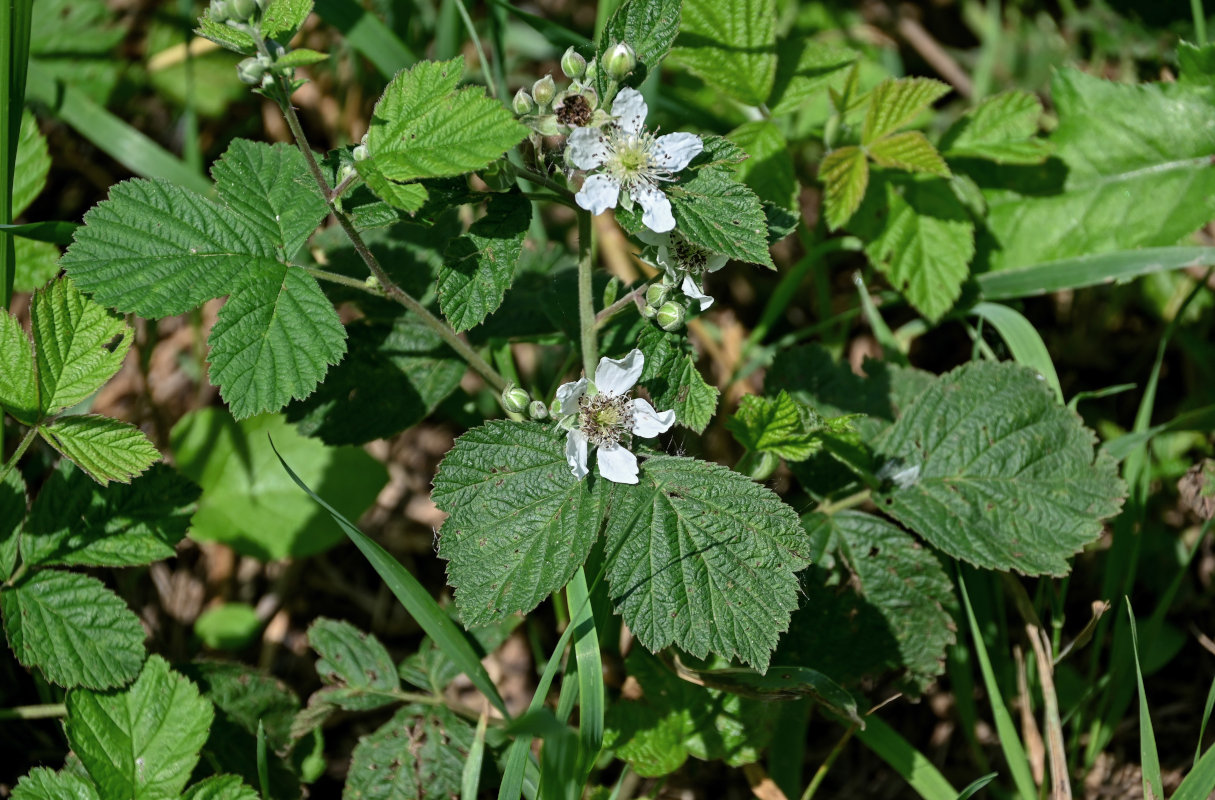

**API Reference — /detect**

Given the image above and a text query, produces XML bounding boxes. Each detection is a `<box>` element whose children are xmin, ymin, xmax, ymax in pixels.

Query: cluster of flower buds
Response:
<box><xmin>234</xmin><ymin>41</ymin><xmax>285</xmax><ymax>86</ymax></box>
<box><xmin>501</xmin><ymin>384</ymin><xmax>550</xmax><ymax>420</ymax></box>
<box><xmin>209</xmin><ymin>0</ymin><xmax>270</xmax><ymax>26</ymax></box>
<box><xmin>639</xmin><ymin>275</ymin><xmax>689</xmax><ymax>332</ymax></box>
<box><xmin>512</xmin><ymin>42</ymin><xmax>637</xmax><ymax>137</ymax></box>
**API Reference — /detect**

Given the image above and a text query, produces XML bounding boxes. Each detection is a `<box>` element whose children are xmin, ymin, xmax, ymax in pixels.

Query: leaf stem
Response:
<box><xmin>801</xmin><ymin>724</ymin><xmax>857</xmax><ymax>800</ymax></box>
<box><xmin>513</xmin><ymin>165</ymin><xmax>576</xmax><ymax>201</ymax></box>
<box><xmin>303</xmin><ymin>266</ymin><xmax>381</xmax><ymax>294</ymax></box>
<box><xmin>0</xmin><ymin>702</ymin><xmax>67</xmax><ymax>720</ymax></box>
<box><xmin>0</xmin><ymin>424</ymin><xmax>36</xmax><ymax>486</ymax></box>
<box><xmin>595</xmin><ymin>280</ymin><xmax>650</xmax><ymax>328</ymax></box>
<box><xmin>815</xmin><ymin>488</ymin><xmax>871</xmax><ymax>516</ymax></box>
<box><xmin>576</xmin><ymin>210</ymin><xmax>598</xmax><ymax>376</ymax></box>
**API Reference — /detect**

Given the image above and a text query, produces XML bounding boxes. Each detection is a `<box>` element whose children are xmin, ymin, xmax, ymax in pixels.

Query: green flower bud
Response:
<box><xmin>351</xmin><ymin>143</ymin><xmax>369</xmax><ymax>161</ymax></box>
<box><xmin>583</xmin><ymin>59</ymin><xmax>599</xmax><ymax>87</ymax></box>
<box><xmin>645</xmin><ymin>283</ymin><xmax>669</xmax><ymax>309</ymax></box>
<box><xmin>237</xmin><ymin>56</ymin><xmax>268</xmax><ymax>85</ymax></box>
<box><xmin>603</xmin><ymin>42</ymin><xmax>637</xmax><ymax>80</ymax></box>
<box><xmin>531</xmin><ymin>74</ymin><xmax>556</xmax><ymax>107</ymax></box>
<box><xmin>656</xmin><ymin>300</ymin><xmax>686</xmax><ymax>331</ymax></box>
<box><xmin>561</xmin><ymin>46</ymin><xmax>587</xmax><ymax>79</ymax></box>
<box><xmin>210</xmin><ymin>0</ymin><xmax>230</xmax><ymax>22</ymax></box>
<box><xmin>532</xmin><ymin>114</ymin><xmax>559</xmax><ymax>137</ymax></box>
<box><xmin>549</xmin><ymin>397</ymin><xmax>564</xmax><ymax>417</ymax></box>
<box><xmin>230</xmin><ymin>0</ymin><xmax>258</xmax><ymax>22</ymax></box>
<box><xmin>502</xmin><ymin>384</ymin><xmax>530</xmax><ymax>414</ymax></box>
<box><xmin>529</xmin><ymin>400</ymin><xmax>549</xmax><ymax>420</ymax></box>
<box><xmin>512</xmin><ymin>88</ymin><xmax>535</xmax><ymax>115</ymax></box>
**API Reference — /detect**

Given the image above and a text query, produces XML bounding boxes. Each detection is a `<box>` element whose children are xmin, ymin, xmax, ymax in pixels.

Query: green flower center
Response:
<box><xmin>578</xmin><ymin>392</ymin><xmax>634</xmax><ymax>447</ymax></box>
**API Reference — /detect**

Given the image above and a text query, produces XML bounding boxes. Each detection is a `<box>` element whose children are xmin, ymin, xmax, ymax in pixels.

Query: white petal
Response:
<box><xmin>567</xmin><ymin>127</ymin><xmax>607</xmax><ymax>170</ymax></box>
<box><xmin>566</xmin><ymin>430</ymin><xmax>589</xmax><ymax>480</ymax></box>
<box><xmin>611</xmin><ymin>88</ymin><xmax>648</xmax><ymax>134</ymax></box>
<box><xmin>631</xmin><ymin>398</ymin><xmax>676</xmax><ymax>437</ymax></box>
<box><xmin>576</xmin><ymin>173</ymin><xmax>622</xmax><ymax>216</ymax></box>
<box><xmin>635</xmin><ymin>184</ymin><xmax>675</xmax><ymax>233</ymax></box>
<box><xmin>594</xmin><ymin>348</ymin><xmax>644</xmax><ymax>395</ymax></box>
<box><xmin>636</xmin><ymin>229</ymin><xmax>669</xmax><ymax>247</ymax></box>
<box><xmin>555</xmin><ymin>378</ymin><xmax>588</xmax><ymax>416</ymax></box>
<box><xmin>705</xmin><ymin>253</ymin><xmax>729</xmax><ymax>273</ymax></box>
<box><xmin>653</xmin><ymin>244</ymin><xmax>676</xmax><ymax>272</ymax></box>
<box><xmin>681</xmin><ymin>274</ymin><xmax>714</xmax><ymax>311</ymax></box>
<box><xmin>596</xmin><ymin>443</ymin><xmax>639</xmax><ymax>484</ymax></box>
<box><xmin>653</xmin><ymin>132</ymin><xmax>703</xmax><ymax>172</ymax></box>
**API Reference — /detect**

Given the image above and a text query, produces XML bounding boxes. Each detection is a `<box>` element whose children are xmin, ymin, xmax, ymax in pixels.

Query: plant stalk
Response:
<box><xmin>0</xmin><ymin>424</ymin><xmax>36</xmax><ymax>485</ymax></box>
<box><xmin>595</xmin><ymin>280</ymin><xmax>650</xmax><ymax>328</ymax></box>
<box><xmin>576</xmin><ymin>209</ymin><xmax>597</xmax><ymax>376</ymax></box>
<box><xmin>0</xmin><ymin>702</ymin><xmax>67</xmax><ymax>720</ymax></box>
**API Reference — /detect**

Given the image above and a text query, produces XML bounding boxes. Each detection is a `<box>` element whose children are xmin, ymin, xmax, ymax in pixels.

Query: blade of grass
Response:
<box><xmin>0</xmin><ymin>220</ymin><xmax>78</xmax><ymax>245</ymax></box>
<box><xmin>769</xmin><ymin>699</ymin><xmax>812</xmax><ymax>798</ymax></box>
<box><xmin>1102</xmin><ymin>404</ymin><xmax>1215</xmax><ymax>462</ymax></box>
<box><xmin>976</xmin><ymin>247</ymin><xmax>1215</xmax><ymax>300</ymax></box>
<box><xmin>487</xmin><ymin>0</ymin><xmax>589</xmax><ymax>48</ymax></box>
<box><xmin>854</xmin><ymin>270</ymin><xmax>909</xmax><ymax>365</ymax></box>
<box><xmin>0</xmin><ymin>0</ymin><xmax>33</xmax><ymax>307</ymax></box>
<box><xmin>955</xmin><ymin>772</ymin><xmax>998</xmax><ymax>800</ymax></box>
<box><xmin>269</xmin><ymin>439</ymin><xmax>509</xmax><ymax>717</ymax></box>
<box><xmin>312</xmin><ymin>0</ymin><xmax>416</xmax><ymax>77</ymax></box>
<box><xmin>1174</xmin><ymin>741</ymin><xmax>1215</xmax><ymax>800</ymax></box>
<box><xmin>256</xmin><ymin>720</ymin><xmax>271</xmax><ymax>798</ymax></box>
<box><xmin>566</xmin><ymin>567</ymin><xmax>604</xmax><ymax>785</ymax></box>
<box><xmin>1197</xmin><ymin>673</ymin><xmax>1215</xmax><ymax>769</ymax></box>
<box><xmin>853</xmin><ymin>715</ymin><xmax>959</xmax><ymax>800</ymax></box>
<box><xmin>970</xmin><ymin>301</ymin><xmax>1062</xmax><ymax>402</ymax></box>
<box><xmin>462</xmin><ymin>708</ymin><xmax>490</xmax><ymax>800</ymax></box>
<box><xmin>1125</xmin><ymin>600</ymin><xmax>1164</xmax><ymax>800</ymax></box>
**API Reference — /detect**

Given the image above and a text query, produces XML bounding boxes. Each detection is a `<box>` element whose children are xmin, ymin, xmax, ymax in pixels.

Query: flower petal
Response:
<box><xmin>631</xmin><ymin>398</ymin><xmax>676</xmax><ymax>437</ymax></box>
<box><xmin>556</xmin><ymin>378</ymin><xmax>588</xmax><ymax>416</ymax></box>
<box><xmin>567</xmin><ymin>127</ymin><xmax>607</xmax><ymax>170</ymax></box>
<box><xmin>681</xmin><ymin>274</ymin><xmax>714</xmax><ymax>311</ymax></box>
<box><xmin>636</xmin><ymin>229</ymin><xmax>669</xmax><ymax>247</ymax></box>
<box><xmin>566</xmin><ymin>429</ymin><xmax>589</xmax><ymax>480</ymax></box>
<box><xmin>594</xmin><ymin>348</ymin><xmax>644</xmax><ymax>395</ymax></box>
<box><xmin>653</xmin><ymin>132</ymin><xmax>703</xmax><ymax>172</ymax></box>
<box><xmin>611</xmin><ymin>87</ymin><xmax>648</xmax><ymax>134</ymax></box>
<box><xmin>635</xmin><ymin>184</ymin><xmax>675</xmax><ymax>233</ymax></box>
<box><xmin>576</xmin><ymin>173</ymin><xmax>622</xmax><ymax>216</ymax></box>
<box><xmin>596</xmin><ymin>443</ymin><xmax>639</xmax><ymax>484</ymax></box>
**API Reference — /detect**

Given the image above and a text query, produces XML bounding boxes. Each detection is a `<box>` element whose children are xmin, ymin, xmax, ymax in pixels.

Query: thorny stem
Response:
<box><xmin>576</xmin><ymin>210</ymin><xmax>598</xmax><ymax>377</ymax></box>
<box><xmin>0</xmin><ymin>425</ymin><xmax>36</xmax><ymax>486</ymax></box>
<box><xmin>595</xmin><ymin>280</ymin><xmax>651</xmax><ymax>328</ymax></box>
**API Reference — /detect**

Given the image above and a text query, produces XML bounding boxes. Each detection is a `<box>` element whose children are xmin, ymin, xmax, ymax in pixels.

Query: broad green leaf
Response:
<box><xmin>1178</xmin><ymin>40</ymin><xmax>1215</xmax><ymax>86</ymax></box>
<box><xmin>767</xmin><ymin>39</ymin><xmax>856</xmax><ymax>117</ymax></box>
<box><xmin>29</xmin><ymin>0</ymin><xmax>124</xmax><ymax>103</ymax></box>
<box><xmin>14</xmin><ymin>111</ymin><xmax>50</xmax><ymax>216</ymax></box>
<box><xmin>601</xmin><ymin>456</ymin><xmax>810</xmax><ymax>670</ymax></box>
<box><xmin>1</xmin><ymin>569</ymin><xmax>145</xmax><ymax>689</ymax></box>
<box><xmin>12</xmin><ymin>767</ymin><xmax>101</xmax><ymax>800</ymax></box>
<box><xmin>867</xmin><ymin>131</ymin><xmax>949</xmax><ymax>177</ymax></box>
<box><xmin>774</xmin><ymin>511</ymin><xmax>955</xmax><ymax>697</ymax></box>
<box><xmin>356</xmin><ymin>162</ymin><xmax>430</xmax><ymax>213</ymax></box>
<box><xmin>207</xmin><ymin>264</ymin><xmax>347</xmax><ymax>419</ymax></box>
<box><xmin>438</xmin><ymin>195</ymin><xmax>530</xmax><ymax>332</ymax></box>
<box><xmin>874</xmin><ymin>361</ymin><xmax>1126</xmax><ymax>575</ymax></box>
<box><xmin>40</xmin><ymin>415</ymin><xmax>160</xmax><ymax>486</ymax></box>
<box><xmin>851</xmin><ymin>176</ymin><xmax>973</xmax><ymax>322</ymax></box>
<box><xmin>343</xmin><ymin>705</ymin><xmax>477</xmax><ymax>800</ymax></box>
<box><xmin>861</xmin><ymin>77</ymin><xmax>950</xmax><ymax>145</ymax></box>
<box><xmin>726</xmin><ymin>390</ymin><xmax>849</xmax><ymax>461</ymax></box>
<box><xmin>636</xmin><ymin>326</ymin><xmax>719</xmax><ymax>433</ymax></box>
<box><xmin>308</xmin><ymin>617</ymin><xmax>399</xmax><ymax>709</ymax></box>
<box><xmin>14</xmin><ymin>237</ymin><xmax>62</xmax><ymax>293</ymax></box>
<box><xmin>728</xmin><ymin>120</ymin><xmax>799</xmax><ymax>241</ymax></box>
<box><xmin>0</xmin><ymin>469</ymin><xmax>25</xmax><ymax>580</ymax></box>
<box><xmin>210</xmin><ymin>140</ymin><xmax>329</xmax><ymax>259</ymax></box>
<box><xmin>599</xmin><ymin>0</ymin><xmax>682</xmax><ymax>69</ymax></box>
<box><xmin>0</xmin><ymin>308</ymin><xmax>37</xmax><ymax>423</ymax></box>
<box><xmin>669</xmin><ymin>0</ymin><xmax>776</xmax><ymax>105</ymax></box>
<box><xmin>979</xmin><ymin>70</ymin><xmax>1215</xmax><ymax>272</ymax></box>
<box><xmin>365</xmin><ymin>57</ymin><xmax>526</xmax><ymax>182</ymax></box>
<box><xmin>432</xmin><ymin>421</ymin><xmax>600</xmax><ymax>627</ymax></box>
<box><xmin>667</xmin><ymin>155</ymin><xmax>773</xmax><ymax>268</ymax></box>
<box><xmin>170</xmin><ymin>409</ymin><xmax>386</xmax><ymax>559</ymax></box>
<box><xmin>67</xmin><ymin>655</ymin><xmax>213</xmax><ymax>800</ymax></box>
<box><xmin>940</xmin><ymin>90</ymin><xmax>1048</xmax><ymax>164</ymax></box>
<box><xmin>194</xmin><ymin>603</ymin><xmax>262</xmax><ymax>650</ymax></box>
<box><xmin>23</xmin><ymin>461</ymin><xmax>197</xmax><ymax>568</ymax></box>
<box><xmin>605</xmin><ymin>650</ymin><xmax>774</xmax><ymax>777</ymax></box>
<box><xmin>181</xmin><ymin>776</ymin><xmax>260</xmax><ymax>800</ymax></box>
<box><xmin>819</xmin><ymin>146</ymin><xmax>868</xmax><ymax>231</ymax></box>
<box><xmin>196</xmin><ymin>0</ymin><xmax>314</xmax><ymax>53</ymax></box>
<box><xmin>31</xmin><ymin>278</ymin><xmax>131</xmax><ymax>417</ymax></box>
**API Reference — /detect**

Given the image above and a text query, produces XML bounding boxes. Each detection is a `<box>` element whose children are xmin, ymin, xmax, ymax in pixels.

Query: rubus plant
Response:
<box><xmin>2</xmin><ymin>0</ymin><xmax>1214</xmax><ymax>796</ymax></box>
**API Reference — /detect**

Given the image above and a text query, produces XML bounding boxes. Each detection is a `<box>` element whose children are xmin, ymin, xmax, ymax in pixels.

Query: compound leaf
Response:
<box><xmin>438</xmin><ymin>195</ymin><xmax>530</xmax><ymax>332</ymax></box>
<box><xmin>820</xmin><ymin>146</ymin><xmax>868</xmax><ymax>231</ymax></box>
<box><xmin>861</xmin><ymin>77</ymin><xmax>950</xmax><ymax>145</ymax></box>
<box><xmin>940</xmin><ymin>90</ymin><xmax>1048</xmax><ymax>164</ymax></box>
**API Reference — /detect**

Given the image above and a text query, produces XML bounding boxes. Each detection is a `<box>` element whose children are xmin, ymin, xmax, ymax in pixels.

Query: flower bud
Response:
<box><xmin>645</xmin><ymin>283</ymin><xmax>669</xmax><ymax>309</ymax></box>
<box><xmin>502</xmin><ymin>385</ymin><xmax>530</xmax><ymax>414</ymax></box>
<box><xmin>528</xmin><ymin>400</ymin><xmax>549</xmax><ymax>420</ymax></box>
<box><xmin>351</xmin><ymin>143</ymin><xmax>369</xmax><ymax>161</ymax></box>
<box><xmin>531</xmin><ymin>74</ymin><xmax>556</xmax><ymax>107</ymax></box>
<box><xmin>603</xmin><ymin>42</ymin><xmax>637</xmax><ymax>80</ymax></box>
<box><xmin>237</xmin><ymin>56</ymin><xmax>268</xmax><ymax>85</ymax></box>
<box><xmin>210</xmin><ymin>0</ymin><xmax>230</xmax><ymax>22</ymax></box>
<box><xmin>230</xmin><ymin>0</ymin><xmax>258</xmax><ymax>22</ymax></box>
<box><xmin>531</xmin><ymin>114</ymin><xmax>559</xmax><ymax>137</ymax></box>
<box><xmin>561</xmin><ymin>46</ymin><xmax>587</xmax><ymax>79</ymax></box>
<box><xmin>583</xmin><ymin>59</ymin><xmax>599</xmax><ymax>87</ymax></box>
<box><xmin>656</xmin><ymin>300</ymin><xmax>686</xmax><ymax>331</ymax></box>
<box><xmin>512</xmin><ymin>88</ymin><xmax>535</xmax><ymax>116</ymax></box>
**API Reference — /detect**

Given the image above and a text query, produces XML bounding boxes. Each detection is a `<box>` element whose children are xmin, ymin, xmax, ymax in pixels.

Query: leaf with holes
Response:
<box><xmin>344</xmin><ymin>705</ymin><xmax>479</xmax><ymax>800</ymax></box>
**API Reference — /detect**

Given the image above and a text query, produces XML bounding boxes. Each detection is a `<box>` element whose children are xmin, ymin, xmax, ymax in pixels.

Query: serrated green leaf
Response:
<box><xmin>667</xmin><ymin>159</ymin><xmax>772</xmax><ymax>268</ymax></box>
<box><xmin>432</xmin><ymin>421</ymin><xmax>600</xmax><ymax>627</ymax></box>
<box><xmin>207</xmin><ymin>264</ymin><xmax>346</xmax><ymax>419</ymax></box>
<box><xmin>344</xmin><ymin>705</ymin><xmax>476</xmax><ymax>800</ymax></box>
<box><xmin>940</xmin><ymin>90</ymin><xmax>1048</xmax><ymax>164</ymax></box>
<box><xmin>636</xmin><ymin>326</ymin><xmax>719</xmax><ymax>433</ymax></box>
<box><xmin>438</xmin><ymin>195</ymin><xmax>530</xmax><ymax>332</ymax></box>
<box><xmin>366</xmin><ymin>57</ymin><xmax>526</xmax><ymax>182</ymax></box>
<box><xmin>23</xmin><ymin>461</ymin><xmax>197</xmax><ymax>568</ymax></box>
<box><xmin>874</xmin><ymin>361</ymin><xmax>1126</xmax><ymax>575</ymax></box>
<box><xmin>820</xmin><ymin>146</ymin><xmax>868</xmax><ymax>231</ymax></box>
<box><xmin>1</xmin><ymin>569</ymin><xmax>145</xmax><ymax>689</ymax></box>
<box><xmin>851</xmin><ymin>176</ymin><xmax>973</xmax><ymax>322</ymax></box>
<box><xmin>308</xmin><ymin>617</ymin><xmax>399</xmax><ymax>709</ymax></box>
<box><xmin>181</xmin><ymin>776</ymin><xmax>260</xmax><ymax>800</ymax></box>
<box><xmin>669</xmin><ymin>0</ymin><xmax>775</xmax><ymax>105</ymax></box>
<box><xmin>867</xmin><ymin>131</ymin><xmax>949</xmax><ymax>176</ymax></box>
<box><xmin>195</xmin><ymin>0</ymin><xmax>314</xmax><ymax>53</ymax></box>
<box><xmin>29</xmin><ymin>0</ymin><xmax>125</xmax><ymax>104</ymax></box>
<box><xmin>67</xmin><ymin>655</ymin><xmax>213</xmax><ymax>800</ymax></box>
<box><xmin>31</xmin><ymin>278</ymin><xmax>131</xmax><ymax>417</ymax></box>
<box><xmin>40</xmin><ymin>415</ymin><xmax>160</xmax><ymax>485</ymax></box>
<box><xmin>601</xmin><ymin>456</ymin><xmax>810</xmax><ymax>670</ymax></box>
<box><xmin>276</xmin><ymin>47</ymin><xmax>329</xmax><ymax>68</ymax></box>
<box><xmin>356</xmin><ymin>161</ymin><xmax>430</xmax><ymax>212</ymax></box>
<box><xmin>767</xmin><ymin>39</ymin><xmax>856</xmax><ymax>116</ymax></box>
<box><xmin>597</xmin><ymin>0</ymin><xmax>682</xmax><ymax>92</ymax></box>
<box><xmin>194</xmin><ymin>603</ymin><xmax>262</xmax><ymax>650</ymax></box>
<box><xmin>14</xmin><ymin>111</ymin><xmax>50</xmax><ymax>216</ymax></box>
<box><xmin>774</xmin><ymin>511</ymin><xmax>955</xmax><ymax>697</ymax></box>
<box><xmin>605</xmin><ymin>650</ymin><xmax>774</xmax><ymax>778</ymax></box>
<box><xmin>0</xmin><ymin>308</ymin><xmax>38</xmax><ymax>423</ymax></box>
<box><xmin>729</xmin><ymin>120</ymin><xmax>799</xmax><ymax>241</ymax></box>
<box><xmin>726</xmin><ymin>391</ymin><xmax>831</xmax><ymax>461</ymax></box>
<box><xmin>211</xmin><ymin>140</ymin><xmax>328</xmax><ymax>259</ymax></box>
<box><xmin>170</xmin><ymin>408</ymin><xmax>386</xmax><ymax>560</ymax></box>
<box><xmin>14</xmin><ymin>237</ymin><xmax>62</xmax><ymax>293</ymax></box>
<box><xmin>12</xmin><ymin>767</ymin><xmax>101</xmax><ymax>800</ymax></box>
<box><xmin>0</xmin><ymin>469</ymin><xmax>25</xmax><ymax>580</ymax></box>
<box><xmin>861</xmin><ymin>77</ymin><xmax>951</xmax><ymax>145</ymax></box>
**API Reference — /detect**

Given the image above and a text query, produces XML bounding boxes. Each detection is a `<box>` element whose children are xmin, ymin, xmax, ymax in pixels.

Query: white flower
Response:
<box><xmin>567</xmin><ymin>88</ymin><xmax>702</xmax><ymax>233</ymax></box>
<box><xmin>638</xmin><ymin>229</ymin><xmax>728</xmax><ymax>310</ymax></box>
<box><xmin>554</xmin><ymin>349</ymin><xmax>675</xmax><ymax>484</ymax></box>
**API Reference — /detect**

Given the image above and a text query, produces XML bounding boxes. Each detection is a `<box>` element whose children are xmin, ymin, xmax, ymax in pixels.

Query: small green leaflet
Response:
<box><xmin>357</xmin><ymin>161</ymin><xmax>430</xmax><ymax>213</ymax></box>
<box><xmin>67</xmin><ymin>655</ymin><xmax>214</xmax><ymax>800</ymax></box>
<box><xmin>432</xmin><ymin>421</ymin><xmax>601</xmax><ymax>627</ymax></box>
<box><xmin>308</xmin><ymin>617</ymin><xmax>399</xmax><ymax>710</ymax></box>
<box><xmin>14</xmin><ymin>111</ymin><xmax>50</xmax><ymax>216</ymax></box>
<box><xmin>940</xmin><ymin>90</ymin><xmax>1049</xmax><ymax>164</ymax></box>
<box><xmin>636</xmin><ymin>326</ymin><xmax>719</xmax><ymax>433</ymax></box>
<box><xmin>194</xmin><ymin>603</ymin><xmax>261</xmax><ymax>650</ymax></box>
<box><xmin>726</xmin><ymin>390</ymin><xmax>856</xmax><ymax>461</ymax></box>
<box><xmin>873</xmin><ymin>361</ymin><xmax>1125</xmax><ymax>575</ymax></box>
<box><xmin>596</xmin><ymin>0</ymin><xmax>682</xmax><ymax>92</ymax></box>
<box><xmin>867</xmin><ymin>132</ymin><xmax>949</xmax><ymax>177</ymax></box>
<box><xmin>11</xmin><ymin>768</ymin><xmax>101</xmax><ymax>800</ymax></box>
<box><xmin>0</xmin><ymin>309</ymin><xmax>38</xmax><ymax>423</ymax></box>
<box><xmin>861</xmin><ymin>77</ymin><xmax>951</xmax><ymax>145</ymax></box>
<box><xmin>1</xmin><ymin>569</ymin><xmax>145</xmax><ymax>689</ymax></box>
<box><xmin>438</xmin><ymin>194</ymin><xmax>530</xmax><ymax>332</ymax></box>
<box><xmin>196</xmin><ymin>0</ymin><xmax>314</xmax><ymax>53</ymax></box>
<box><xmin>819</xmin><ymin>146</ymin><xmax>868</xmax><ymax>231</ymax></box>
<box><xmin>729</xmin><ymin>120</ymin><xmax>799</xmax><ymax>241</ymax></box>
<box><xmin>40</xmin><ymin>416</ymin><xmax>159</xmax><ymax>486</ymax></box>
<box><xmin>345</xmin><ymin>706</ymin><xmax>477</xmax><ymax>800</ymax></box>
<box><xmin>0</xmin><ymin>469</ymin><xmax>24</xmax><ymax>580</ymax></box>
<box><xmin>601</xmin><ymin>456</ymin><xmax>810</xmax><ymax>671</ymax></box>
<box><xmin>669</xmin><ymin>0</ymin><xmax>776</xmax><ymax>106</ymax></box>
<box><xmin>1178</xmin><ymin>40</ymin><xmax>1215</xmax><ymax>86</ymax></box>
<box><xmin>181</xmin><ymin>776</ymin><xmax>260</xmax><ymax>800</ymax></box>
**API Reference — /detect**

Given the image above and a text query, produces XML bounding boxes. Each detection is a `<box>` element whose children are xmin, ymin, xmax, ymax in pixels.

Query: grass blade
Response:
<box><xmin>269</xmin><ymin>438</ymin><xmax>509</xmax><ymax>717</ymax></box>
<box><xmin>0</xmin><ymin>220</ymin><xmax>78</xmax><ymax>245</ymax></box>
<box><xmin>1125</xmin><ymin>600</ymin><xmax>1164</xmax><ymax>800</ymax></box>
<box><xmin>313</xmin><ymin>0</ymin><xmax>416</xmax><ymax>77</ymax></box>
<box><xmin>854</xmin><ymin>715</ymin><xmax>959</xmax><ymax>800</ymax></box>
<box><xmin>0</xmin><ymin>0</ymin><xmax>33</xmax><ymax>307</ymax></box>
<box><xmin>488</xmin><ymin>0</ymin><xmax>589</xmax><ymax>48</ymax></box>
<box><xmin>955</xmin><ymin>772</ymin><xmax>998</xmax><ymax>800</ymax></box>
<box><xmin>970</xmin><ymin>301</ymin><xmax>1062</xmax><ymax>402</ymax></box>
<box><xmin>566</xmin><ymin>567</ymin><xmax>604</xmax><ymax>784</ymax></box>
<box><xmin>976</xmin><ymin>247</ymin><xmax>1215</xmax><ymax>300</ymax></box>
<box><xmin>1174</xmin><ymin>741</ymin><xmax>1215</xmax><ymax>800</ymax></box>
<box><xmin>462</xmin><ymin>708</ymin><xmax>490</xmax><ymax>800</ymax></box>
<box><xmin>1197</xmin><ymin>673</ymin><xmax>1215</xmax><ymax>769</ymax></box>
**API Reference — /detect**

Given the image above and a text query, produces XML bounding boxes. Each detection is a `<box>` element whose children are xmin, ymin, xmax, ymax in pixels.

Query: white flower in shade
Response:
<box><xmin>638</xmin><ymin>229</ymin><xmax>728</xmax><ymax>310</ymax></box>
<box><xmin>554</xmin><ymin>349</ymin><xmax>675</xmax><ymax>484</ymax></box>
<box><xmin>567</xmin><ymin>88</ymin><xmax>702</xmax><ymax>233</ymax></box>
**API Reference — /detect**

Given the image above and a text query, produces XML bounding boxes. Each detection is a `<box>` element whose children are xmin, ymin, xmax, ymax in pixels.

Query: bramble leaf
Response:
<box><xmin>668</xmin><ymin>152</ymin><xmax>773</xmax><ymax>268</ymax></box>
<box><xmin>819</xmin><ymin>146</ymin><xmax>868</xmax><ymax>230</ymax></box>
<box><xmin>598</xmin><ymin>0</ymin><xmax>683</xmax><ymax>90</ymax></box>
<box><xmin>729</xmin><ymin>120</ymin><xmax>799</xmax><ymax>241</ymax></box>
<box><xmin>439</xmin><ymin>195</ymin><xmax>530</xmax><ymax>332</ymax></box>
<box><xmin>14</xmin><ymin>111</ymin><xmax>50</xmax><ymax>216</ymax></box>
<box><xmin>768</xmin><ymin>40</ymin><xmax>856</xmax><ymax>116</ymax></box>
<box><xmin>861</xmin><ymin>77</ymin><xmax>950</xmax><ymax>145</ymax></box>
<box><xmin>669</xmin><ymin>0</ymin><xmax>776</xmax><ymax>105</ymax></box>
<box><xmin>11</xmin><ymin>767</ymin><xmax>101</xmax><ymax>800</ymax></box>
<box><xmin>867</xmin><ymin>131</ymin><xmax>950</xmax><ymax>176</ymax></box>
<box><xmin>308</xmin><ymin>618</ymin><xmax>399</xmax><ymax>710</ymax></box>
<box><xmin>636</xmin><ymin>327</ymin><xmax>719</xmax><ymax>433</ymax></box>
<box><xmin>196</xmin><ymin>0</ymin><xmax>314</xmax><ymax>53</ymax></box>
<box><xmin>874</xmin><ymin>361</ymin><xmax>1125</xmax><ymax>575</ymax></box>
<box><xmin>355</xmin><ymin>161</ymin><xmax>430</xmax><ymax>214</ymax></box>
<box><xmin>726</xmin><ymin>390</ymin><xmax>856</xmax><ymax>461</ymax></box>
<box><xmin>0</xmin><ymin>308</ymin><xmax>37</xmax><ymax>423</ymax></box>
<box><xmin>0</xmin><ymin>469</ymin><xmax>24</xmax><ymax>580</ymax></box>
<box><xmin>40</xmin><ymin>415</ymin><xmax>160</xmax><ymax>486</ymax></box>
<box><xmin>1</xmin><ymin>569</ymin><xmax>145</xmax><ymax>689</ymax></box>
<box><xmin>940</xmin><ymin>90</ymin><xmax>1048</xmax><ymax>164</ymax></box>
<box><xmin>14</xmin><ymin>237</ymin><xmax>61</xmax><ymax>293</ymax></box>
<box><xmin>181</xmin><ymin>776</ymin><xmax>260</xmax><ymax>800</ymax></box>
<box><xmin>345</xmin><ymin>706</ymin><xmax>477</xmax><ymax>800</ymax></box>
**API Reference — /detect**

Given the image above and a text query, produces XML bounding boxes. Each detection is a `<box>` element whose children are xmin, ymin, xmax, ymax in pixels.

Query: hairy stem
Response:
<box><xmin>513</xmin><ymin>165</ymin><xmax>576</xmax><ymax>201</ymax></box>
<box><xmin>0</xmin><ymin>424</ymin><xmax>36</xmax><ymax>486</ymax></box>
<box><xmin>595</xmin><ymin>280</ymin><xmax>650</xmax><ymax>328</ymax></box>
<box><xmin>576</xmin><ymin>210</ymin><xmax>597</xmax><ymax>376</ymax></box>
